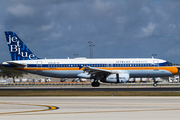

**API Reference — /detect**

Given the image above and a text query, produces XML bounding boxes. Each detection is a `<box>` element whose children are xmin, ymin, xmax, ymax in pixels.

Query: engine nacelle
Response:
<box><xmin>101</xmin><ymin>73</ymin><xmax>129</xmax><ymax>83</ymax></box>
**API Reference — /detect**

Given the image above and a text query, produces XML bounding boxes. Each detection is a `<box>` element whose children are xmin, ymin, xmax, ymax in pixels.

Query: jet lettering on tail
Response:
<box><xmin>5</xmin><ymin>31</ymin><xmax>39</xmax><ymax>60</ymax></box>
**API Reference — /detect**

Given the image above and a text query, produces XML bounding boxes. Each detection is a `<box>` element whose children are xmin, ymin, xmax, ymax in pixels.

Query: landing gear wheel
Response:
<box><xmin>91</xmin><ymin>82</ymin><xmax>100</xmax><ymax>87</ymax></box>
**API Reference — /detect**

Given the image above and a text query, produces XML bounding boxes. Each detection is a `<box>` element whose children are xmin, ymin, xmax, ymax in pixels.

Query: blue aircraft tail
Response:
<box><xmin>5</xmin><ymin>31</ymin><xmax>40</xmax><ymax>61</ymax></box>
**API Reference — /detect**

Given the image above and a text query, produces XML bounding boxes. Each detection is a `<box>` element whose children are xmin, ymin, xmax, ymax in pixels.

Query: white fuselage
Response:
<box><xmin>3</xmin><ymin>58</ymin><xmax>178</xmax><ymax>81</ymax></box>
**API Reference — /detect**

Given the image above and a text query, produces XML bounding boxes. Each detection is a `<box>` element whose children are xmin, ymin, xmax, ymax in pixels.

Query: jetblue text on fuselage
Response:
<box><xmin>7</xmin><ymin>35</ymin><xmax>35</xmax><ymax>59</ymax></box>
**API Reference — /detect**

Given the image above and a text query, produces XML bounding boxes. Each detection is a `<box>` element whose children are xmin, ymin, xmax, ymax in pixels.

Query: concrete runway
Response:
<box><xmin>0</xmin><ymin>97</ymin><xmax>180</xmax><ymax>120</ymax></box>
<box><xmin>1</xmin><ymin>86</ymin><xmax>180</xmax><ymax>91</ymax></box>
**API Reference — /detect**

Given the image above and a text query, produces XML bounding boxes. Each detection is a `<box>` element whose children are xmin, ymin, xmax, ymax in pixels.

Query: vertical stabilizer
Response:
<box><xmin>4</xmin><ymin>31</ymin><xmax>40</xmax><ymax>61</ymax></box>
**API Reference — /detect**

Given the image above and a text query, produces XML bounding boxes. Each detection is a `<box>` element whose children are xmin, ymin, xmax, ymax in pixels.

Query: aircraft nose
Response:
<box><xmin>173</xmin><ymin>67</ymin><xmax>179</xmax><ymax>75</ymax></box>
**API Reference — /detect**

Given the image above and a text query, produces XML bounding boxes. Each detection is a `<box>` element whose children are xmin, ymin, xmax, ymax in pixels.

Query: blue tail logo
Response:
<box><xmin>5</xmin><ymin>31</ymin><xmax>40</xmax><ymax>61</ymax></box>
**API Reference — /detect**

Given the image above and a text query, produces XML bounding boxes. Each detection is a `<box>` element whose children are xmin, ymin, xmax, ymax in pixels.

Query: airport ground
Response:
<box><xmin>1</xmin><ymin>83</ymin><xmax>180</xmax><ymax>119</ymax></box>
<box><xmin>1</xmin><ymin>75</ymin><xmax>180</xmax><ymax>119</ymax></box>
<box><xmin>0</xmin><ymin>97</ymin><xmax>180</xmax><ymax>120</ymax></box>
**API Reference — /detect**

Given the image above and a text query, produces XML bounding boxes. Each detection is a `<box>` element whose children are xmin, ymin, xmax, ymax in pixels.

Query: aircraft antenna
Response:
<box><xmin>152</xmin><ymin>54</ymin><xmax>157</xmax><ymax>59</ymax></box>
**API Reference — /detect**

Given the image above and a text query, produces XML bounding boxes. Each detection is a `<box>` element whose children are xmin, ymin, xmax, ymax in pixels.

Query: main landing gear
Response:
<box><xmin>91</xmin><ymin>79</ymin><xmax>100</xmax><ymax>87</ymax></box>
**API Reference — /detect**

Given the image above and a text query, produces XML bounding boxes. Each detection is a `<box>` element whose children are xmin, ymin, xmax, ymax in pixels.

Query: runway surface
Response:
<box><xmin>0</xmin><ymin>86</ymin><xmax>180</xmax><ymax>91</ymax></box>
<box><xmin>0</xmin><ymin>97</ymin><xmax>180</xmax><ymax>120</ymax></box>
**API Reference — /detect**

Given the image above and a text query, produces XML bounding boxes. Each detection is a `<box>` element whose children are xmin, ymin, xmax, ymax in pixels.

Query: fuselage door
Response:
<box><xmin>153</xmin><ymin>60</ymin><xmax>159</xmax><ymax>70</ymax></box>
<box><xmin>37</xmin><ymin>61</ymin><xmax>42</xmax><ymax>71</ymax></box>
<box><xmin>106</xmin><ymin>62</ymin><xmax>113</xmax><ymax>70</ymax></box>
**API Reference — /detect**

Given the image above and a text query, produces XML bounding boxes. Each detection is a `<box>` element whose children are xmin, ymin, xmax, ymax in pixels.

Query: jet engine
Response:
<box><xmin>101</xmin><ymin>73</ymin><xmax>129</xmax><ymax>83</ymax></box>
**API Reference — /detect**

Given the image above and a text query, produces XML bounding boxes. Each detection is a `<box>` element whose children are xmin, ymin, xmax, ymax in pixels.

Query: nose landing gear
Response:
<box><xmin>153</xmin><ymin>78</ymin><xmax>158</xmax><ymax>87</ymax></box>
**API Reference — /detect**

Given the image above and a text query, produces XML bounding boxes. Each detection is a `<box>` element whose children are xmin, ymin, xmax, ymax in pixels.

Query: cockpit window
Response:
<box><xmin>165</xmin><ymin>62</ymin><xmax>173</xmax><ymax>66</ymax></box>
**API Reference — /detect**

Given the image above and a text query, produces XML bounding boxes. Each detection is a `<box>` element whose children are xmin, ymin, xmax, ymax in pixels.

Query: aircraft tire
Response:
<box><xmin>91</xmin><ymin>82</ymin><xmax>100</xmax><ymax>87</ymax></box>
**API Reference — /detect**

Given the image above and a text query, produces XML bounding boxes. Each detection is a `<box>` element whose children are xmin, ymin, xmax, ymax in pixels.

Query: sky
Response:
<box><xmin>0</xmin><ymin>0</ymin><xmax>180</xmax><ymax>63</ymax></box>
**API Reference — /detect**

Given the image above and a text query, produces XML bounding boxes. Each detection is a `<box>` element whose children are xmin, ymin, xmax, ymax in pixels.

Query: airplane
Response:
<box><xmin>2</xmin><ymin>31</ymin><xmax>179</xmax><ymax>87</ymax></box>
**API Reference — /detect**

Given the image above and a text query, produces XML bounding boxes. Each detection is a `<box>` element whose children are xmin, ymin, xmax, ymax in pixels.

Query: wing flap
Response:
<box><xmin>83</xmin><ymin>66</ymin><xmax>112</xmax><ymax>75</ymax></box>
<box><xmin>83</xmin><ymin>66</ymin><xmax>129</xmax><ymax>75</ymax></box>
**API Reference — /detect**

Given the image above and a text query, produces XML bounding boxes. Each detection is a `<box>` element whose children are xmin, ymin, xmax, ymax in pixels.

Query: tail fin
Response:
<box><xmin>4</xmin><ymin>31</ymin><xmax>40</xmax><ymax>61</ymax></box>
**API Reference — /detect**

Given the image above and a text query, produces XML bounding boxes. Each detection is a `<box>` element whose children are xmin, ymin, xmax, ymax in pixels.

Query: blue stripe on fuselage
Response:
<box><xmin>27</xmin><ymin>63</ymin><xmax>169</xmax><ymax>68</ymax></box>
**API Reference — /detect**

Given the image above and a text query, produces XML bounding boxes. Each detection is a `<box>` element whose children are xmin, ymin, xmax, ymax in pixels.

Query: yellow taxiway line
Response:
<box><xmin>0</xmin><ymin>102</ymin><xmax>59</xmax><ymax>115</ymax></box>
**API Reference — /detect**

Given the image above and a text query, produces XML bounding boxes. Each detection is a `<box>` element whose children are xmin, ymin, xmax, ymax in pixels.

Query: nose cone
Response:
<box><xmin>172</xmin><ymin>67</ymin><xmax>179</xmax><ymax>75</ymax></box>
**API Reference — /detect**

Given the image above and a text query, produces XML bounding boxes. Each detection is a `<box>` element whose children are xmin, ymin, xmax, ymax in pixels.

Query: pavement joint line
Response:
<box><xmin>15</xmin><ymin>108</ymin><xmax>180</xmax><ymax>115</ymax></box>
<box><xmin>0</xmin><ymin>102</ymin><xmax>59</xmax><ymax>115</ymax></box>
<box><xmin>42</xmin><ymin>103</ymin><xmax>180</xmax><ymax>106</ymax></box>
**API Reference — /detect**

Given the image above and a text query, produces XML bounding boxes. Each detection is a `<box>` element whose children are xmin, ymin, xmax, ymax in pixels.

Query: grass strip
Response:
<box><xmin>0</xmin><ymin>91</ymin><xmax>180</xmax><ymax>96</ymax></box>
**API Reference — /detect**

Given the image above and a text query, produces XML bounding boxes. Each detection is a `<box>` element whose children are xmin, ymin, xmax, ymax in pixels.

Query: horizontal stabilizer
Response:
<box><xmin>7</xmin><ymin>61</ymin><xmax>27</xmax><ymax>67</ymax></box>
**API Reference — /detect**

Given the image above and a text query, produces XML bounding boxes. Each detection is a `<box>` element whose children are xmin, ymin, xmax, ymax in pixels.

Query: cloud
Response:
<box><xmin>139</xmin><ymin>23</ymin><xmax>157</xmax><ymax>38</ymax></box>
<box><xmin>41</xmin><ymin>22</ymin><xmax>55</xmax><ymax>31</ymax></box>
<box><xmin>51</xmin><ymin>31</ymin><xmax>62</xmax><ymax>38</ymax></box>
<box><xmin>7</xmin><ymin>4</ymin><xmax>34</xmax><ymax>17</ymax></box>
<box><xmin>169</xmin><ymin>24</ymin><xmax>176</xmax><ymax>29</ymax></box>
<box><xmin>141</xmin><ymin>6</ymin><xmax>151</xmax><ymax>13</ymax></box>
<box><xmin>116</xmin><ymin>16</ymin><xmax>126</xmax><ymax>25</ymax></box>
<box><xmin>166</xmin><ymin>48</ymin><xmax>180</xmax><ymax>57</ymax></box>
<box><xmin>93</xmin><ymin>0</ymin><xmax>114</xmax><ymax>12</ymax></box>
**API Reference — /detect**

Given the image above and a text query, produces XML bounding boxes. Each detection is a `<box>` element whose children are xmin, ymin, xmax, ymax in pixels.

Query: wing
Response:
<box><xmin>83</xmin><ymin>66</ymin><xmax>130</xmax><ymax>83</ymax></box>
<box><xmin>83</xmin><ymin>66</ymin><xmax>121</xmax><ymax>76</ymax></box>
